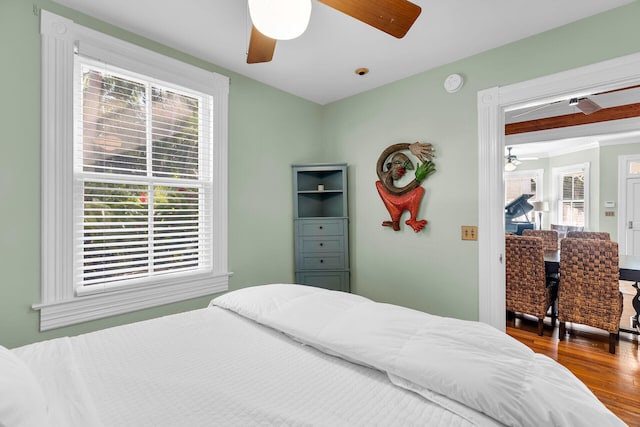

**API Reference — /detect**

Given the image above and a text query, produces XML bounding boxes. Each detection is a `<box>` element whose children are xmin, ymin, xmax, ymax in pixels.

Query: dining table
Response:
<box><xmin>544</xmin><ymin>250</ymin><xmax>640</xmax><ymax>334</ymax></box>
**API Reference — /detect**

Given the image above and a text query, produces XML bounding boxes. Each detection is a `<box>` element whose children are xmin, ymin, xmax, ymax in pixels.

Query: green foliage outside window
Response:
<box><xmin>81</xmin><ymin>66</ymin><xmax>205</xmax><ymax>285</ymax></box>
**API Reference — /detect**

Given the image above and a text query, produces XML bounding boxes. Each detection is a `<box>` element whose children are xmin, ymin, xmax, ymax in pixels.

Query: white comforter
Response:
<box><xmin>15</xmin><ymin>285</ymin><xmax>512</xmax><ymax>427</ymax></box>
<box><xmin>211</xmin><ymin>284</ymin><xmax>625</xmax><ymax>427</ymax></box>
<box><xmin>11</xmin><ymin>284</ymin><xmax>624</xmax><ymax>427</ymax></box>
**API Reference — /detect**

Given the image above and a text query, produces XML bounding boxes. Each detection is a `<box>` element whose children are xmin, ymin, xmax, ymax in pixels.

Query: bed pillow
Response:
<box><xmin>0</xmin><ymin>345</ymin><xmax>50</xmax><ymax>427</ymax></box>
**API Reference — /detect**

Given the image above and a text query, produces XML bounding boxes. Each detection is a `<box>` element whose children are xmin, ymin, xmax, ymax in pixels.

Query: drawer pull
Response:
<box><xmin>319</xmin><ymin>226</ymin><xmax>323</xmax><ymax>229</ymax></box>
<box><xmin>319</xmin><ymin>243</ymin><xmax>324</xmax><ymax>247</ymax></box>
<box><xmin>320</xmin><ymin>259</ymin><xmax>324</xmax><ymax>263</ymax></box>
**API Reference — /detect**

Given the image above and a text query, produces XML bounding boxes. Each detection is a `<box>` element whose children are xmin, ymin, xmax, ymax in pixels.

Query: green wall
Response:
<box><xmin>0</xmin><ymin>0</ymin><xmax>323</xmax><ymax>348</ymax></box>
<box><xmin>2</xmin><ymin>0</ymin><xmax>640</xmax><ymax>347</ymax></box>
<box><xmin>321</xmin><ymin>3</ymin><xmax>640</xmax><ymax>317</ymax></box>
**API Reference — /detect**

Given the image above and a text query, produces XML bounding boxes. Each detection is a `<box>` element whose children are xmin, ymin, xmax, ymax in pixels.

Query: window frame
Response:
<box><xmin>36</xmin><ymin>10</ymin><xmax>230</xmax><ymax>331</ymax></box>
<box><xmin>552</xmin><ymin>163</ymin><xmax>590</xmax><ymax>229</ymax></box>
<box><xmin>504</xmin><ymin>168</ymin><xmax>544</xmax><ymax>223</ymax></box>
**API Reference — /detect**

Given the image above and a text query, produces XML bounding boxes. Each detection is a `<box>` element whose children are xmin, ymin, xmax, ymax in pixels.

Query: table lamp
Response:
<box><xmin>533</xmin><ymin>201</ymin><xmax>549</xmax><ymax>230</ymax></box>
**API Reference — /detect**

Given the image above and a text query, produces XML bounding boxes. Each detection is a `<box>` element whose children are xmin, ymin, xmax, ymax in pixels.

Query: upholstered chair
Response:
<box><xmin>551</xmin><ymin>224</ymin><xmax>584</xmax><ymax>239</ymax></box>
<box><xmin>558</xmin><ymin>238</ymin><xmax>623</xmax><ymax>354</ymax></box>
<box><xmin>550</xmin><ymin>224</ymin><xmax>568</xmax><ymax>239</ymax></box>
<box><xmin>566</xmin><ymin>231</ymin><xmax>611</xmax><ymax>240</ymax></box>
<box><xmin>505</xmin><ymin>234</ymin><xmax>558</xmax><ymax>336</ymax></box>
<box><xmin>522</xmin><ymin>229</ymin><xmax>560</xmax><ymax>251</ymax></box>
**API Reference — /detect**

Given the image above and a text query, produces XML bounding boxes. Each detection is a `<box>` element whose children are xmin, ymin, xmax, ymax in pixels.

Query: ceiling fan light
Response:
<box><xmin>248</xmin><ymin>0</ymin><xmax>312</xmax><ymax>41</ymax></box>
<box><xmin>505</xmin><ymin>160</ymin><xmax>517</xmax><ymax>172</ymax></box>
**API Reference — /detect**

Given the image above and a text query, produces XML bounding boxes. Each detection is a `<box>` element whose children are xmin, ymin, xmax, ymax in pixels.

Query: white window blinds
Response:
<box><xmin>559</xmin><ymin>172</ymin><xmax>585</xmax><ymax>227</ymax></box>
<box><xmin>75</xmin><ymin>58</ymin><xmax>213</xmax><ymax>293</ymax></box>
<box><xmin>38</xmin><ymin>10</ymin><xmax>229</xmax><ymax>330</ymax></box>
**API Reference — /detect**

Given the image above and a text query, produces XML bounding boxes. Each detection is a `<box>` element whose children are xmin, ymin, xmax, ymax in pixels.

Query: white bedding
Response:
<box><xmin>210</xmin><ymin>284</ymin><xmax>626</xmax><ymax>427</ymax></box>
<box><xmin>10</xmin><ymin>284</ymin><xmax>625</xmax><ymax>427</ymax></box>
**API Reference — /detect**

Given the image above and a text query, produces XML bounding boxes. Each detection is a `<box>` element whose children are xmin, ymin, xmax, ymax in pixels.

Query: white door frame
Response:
<box><xmin>477</xmin><ymin>52</ymin><xmax>640</xmax><ymax>331</ymax></box>
<box><xmin>618</xmin><ymin>154</ymin><xmax>640</xmax><ymax>255</ymax></box>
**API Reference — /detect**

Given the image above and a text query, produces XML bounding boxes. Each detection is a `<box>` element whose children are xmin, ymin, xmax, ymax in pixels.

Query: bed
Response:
<box><xmin>2</xmin><ymin>284</ymin><xmax>626</xmax><ymax>426</ymax></box>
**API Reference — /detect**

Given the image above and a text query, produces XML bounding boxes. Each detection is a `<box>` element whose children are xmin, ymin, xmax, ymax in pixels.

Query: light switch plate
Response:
<box><xmin>461</xmin><ymin>225</ymin><xmax>478</xmax><ymax>241</ymax></box>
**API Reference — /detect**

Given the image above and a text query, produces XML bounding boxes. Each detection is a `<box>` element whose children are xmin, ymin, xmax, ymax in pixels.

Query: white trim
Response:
<box><xmin>477</xmin><ymin>87</ymin><xmax>505</xmax><ymax>330</ymax></box>
<box><xmin>618</xmin><ymin>153</ymin><xmax>640</xmax><ymax>255</ymax></box>
<box><xmin>551</xmin><ymin>163</ymin><xmax>590</xmax><ymax>229</ymax></box>
<box><xmin>478</xmin><ymin>52</ymin><xmax>640</xmax><ymax>330</ymax></box>
<box><xmin>37</xmin><ymin>10</ymin><xmax>230</xmax><ymax>329</ymax></box>
<box><xmin>41</xmin><ymin>10</ymin><xmax>76</xmax><ymax>304</ymax></box>
<box><xmin>34</xmin><ymin>274</ymin><xmax>231</xmax><ymax>331</ymax></box>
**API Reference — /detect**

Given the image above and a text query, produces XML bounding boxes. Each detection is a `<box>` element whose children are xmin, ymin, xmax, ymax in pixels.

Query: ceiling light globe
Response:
<box><xmin>504</xmin><ymin>161</ymin><xmax>517</xmax><ymax>172</ymax></box>
<box><xmin>249</xmin><ymin>0</ymin><xmax>312</xmax><ymax>40</ymax></box>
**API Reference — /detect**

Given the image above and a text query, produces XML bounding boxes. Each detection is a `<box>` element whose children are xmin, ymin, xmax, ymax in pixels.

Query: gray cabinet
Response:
<box><xmin>293</xmin><ymin>163</ymin><xmax>349</xmax><ymax>292</ymax></box>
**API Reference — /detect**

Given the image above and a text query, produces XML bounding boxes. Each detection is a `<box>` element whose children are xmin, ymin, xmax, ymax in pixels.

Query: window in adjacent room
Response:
<box><xmin>37</xmin><ymin>10</ymin><xmax>230</xmax><ymax>330</ymax></box>
<box><xmin>505</xmin><ymin>169</ymin><xmax>543</xmax><ymax>223</ymax></box>
<box><xmin>552</xmin><ymin>163</ymin><xmax>589</xmax><ymax>228</ymax></box>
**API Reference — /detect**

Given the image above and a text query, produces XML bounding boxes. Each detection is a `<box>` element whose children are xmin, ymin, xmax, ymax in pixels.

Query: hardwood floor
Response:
<box><xmin>507</xmin><ymin>317</ymin><xmax>640</xmax><ymax>426</ymax></box>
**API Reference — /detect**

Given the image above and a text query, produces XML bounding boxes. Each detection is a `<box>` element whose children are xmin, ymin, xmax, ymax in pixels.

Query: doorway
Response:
<box><xmin>477</xmin><ymin>52</ymin><xmax>640</xmax><ymax>331</ymax></box>
<box><xmin>619</xmin><ymin>155</ymin><xmax>640</xmax><ymax>256</ymax></box>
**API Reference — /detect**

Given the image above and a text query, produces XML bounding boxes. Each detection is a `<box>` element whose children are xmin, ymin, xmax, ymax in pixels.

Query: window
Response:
<box><xmin>627</xmin><ymin>159</ymin><xmax>640</xmax><ymax>175</ymax></box>
<box><xmin>37</xmin><ymin>11</ymin><xmax>230</xmax><ymax>330</ymax></box>
<box><xmin>505</xmin><ymin>169</ymin><xmax>543</xmax><ymax>222</ymax></box>
<box><xmin>552</xmin><ymin>163</ymin><xmax>589</xmax><ymax>228</ymax></box>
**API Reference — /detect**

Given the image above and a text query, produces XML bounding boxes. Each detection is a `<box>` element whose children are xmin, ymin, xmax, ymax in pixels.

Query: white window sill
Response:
<box><xmin>33</xmin><ymin>272</ymin><xmax>231</xmax><ymax>331</ymax></box>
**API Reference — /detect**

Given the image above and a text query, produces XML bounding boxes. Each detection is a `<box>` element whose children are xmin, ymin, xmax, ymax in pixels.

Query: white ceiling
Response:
<box><xmin>53</xmin><ymin>0</ymin><xmax>633</xmax><ymax>105</ymax></box>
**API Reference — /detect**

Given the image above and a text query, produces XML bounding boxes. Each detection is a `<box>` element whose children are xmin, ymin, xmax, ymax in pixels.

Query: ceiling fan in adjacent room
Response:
<box><xmin>246</xmin><ymin>0</ymin><xmax>422</xmax><ymax>64</ymax></box>
<box><xmin>504</xmin><ymin>146</ymin><xmax>539</xmax><ymax>171</ymax></box>
<box><xmin>509</xmin><ymin>95</ymin><xmax>603</xmax><ymax>121</ymax></box>
<box><xmin>568</xmin><ymin>96</ymin><xmax>603</xmax><ymax>115</ymax></box>
<box><xmin>504</xmin><ymin>146</ymin><xmax>521</xmax><ymax>171</ymax></box>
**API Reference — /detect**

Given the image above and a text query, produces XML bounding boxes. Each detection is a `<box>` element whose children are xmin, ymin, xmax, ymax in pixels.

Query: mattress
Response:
<box><xmin>9</xmin><ymin>284</ymin><xmax>625</xmax><ymax>427</ymax></box>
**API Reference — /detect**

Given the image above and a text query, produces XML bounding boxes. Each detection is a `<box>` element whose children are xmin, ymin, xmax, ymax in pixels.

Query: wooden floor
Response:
<box><xmin>507</xmin><ymin>316</ymin><xmax>640</xmax><ymax>426</ymax></box>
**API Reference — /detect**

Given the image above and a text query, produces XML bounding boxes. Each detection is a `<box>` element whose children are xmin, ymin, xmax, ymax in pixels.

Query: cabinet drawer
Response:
<box><xmin>298</xmin><ymin>236</ymin><xmax>344</xmax><ymax>253</ymax></box>
<box><xmin>298</xmin><ymin>253</ymin><xmax>345</xmax><ymax>270</ymax></box>
<box><xmin>297</xmin><ymin>219</ymin><xmax>344</xmax><ymax>236</ymax></box>
<box><xmin>296</xmin><ymin>272</ymin><xmax>349</xmax><ymax>292</ymax></box>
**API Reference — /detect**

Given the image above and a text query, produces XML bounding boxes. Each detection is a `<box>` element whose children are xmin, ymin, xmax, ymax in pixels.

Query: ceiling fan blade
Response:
<box><xmin>247</xmin><ymin>25</ymin><xmax>277</xmax><ymax>64</ymax></box>
<box><xmin>511</xmin><ymin>103</ymin><xmax>553</xmax><ymax>120</ymax></box>
<box><xmin>318</xmin><ymin>0</ymin><xmax>421</xmax><ymax>38</ymax></box>
<box><xmin>576</xmin><ymin>97</ymin><xmax>602</xmax><ymax>115</ymax></box>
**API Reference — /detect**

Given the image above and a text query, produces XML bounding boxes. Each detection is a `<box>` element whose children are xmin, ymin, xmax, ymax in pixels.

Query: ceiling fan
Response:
<box><xmin>246</xmin><ymin>0</ymin><xmax>422</xmax><ymax>64</ymax></box>
<box><xmin>505</xmin><ymin>146</ymin><xmax>539</xmax><ymax>171</ymax></box>
<box><xmin>504</xmin><ymin>146</ymin><xmax>521</xmax><ymax>171</ymax></box>
<box><xmin>510</xmin><ymin>95</ymin><xmax>603</xmax><ymax>120</ymax></box>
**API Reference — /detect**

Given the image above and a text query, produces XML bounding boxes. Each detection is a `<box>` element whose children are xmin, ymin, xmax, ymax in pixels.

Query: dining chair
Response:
<box><xmin>521</xmin><ymin>229</ymin><xmax>560</xmax><ymax>320</ymax></box>
<box><xmin>551</xmin><ymin>224</ymin><xmax>585</xmax><ymax>239</ymax></box>
<box><xmin>505</xmin><ymin>234</ymin><xmax>558</xmax><ymax>336</ymax></box>
<box><xmin>566</xmin><ymin>231</ymin><xmax>610</xmax><ymax>240</ymax></box>
<box><xmin>522</xmin><ymin>229</ymin><xmax>559</xmax><ymax>251</ymax></box>
<box><xmin>550</xmin><ymin>224</ymin><xmax>568</xmax><ymax>239</ymax></box>
<box><xmin>558</xmin><ymin>238</ymin><xmax>623</xmax><ymax>354</ymax></box>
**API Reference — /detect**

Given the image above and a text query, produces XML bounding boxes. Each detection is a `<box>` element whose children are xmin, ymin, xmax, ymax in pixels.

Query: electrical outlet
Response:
<box><xmin>461</xmin><ymin>225</ymin><xmax>478</xmax><ymax>241</ymax></box>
